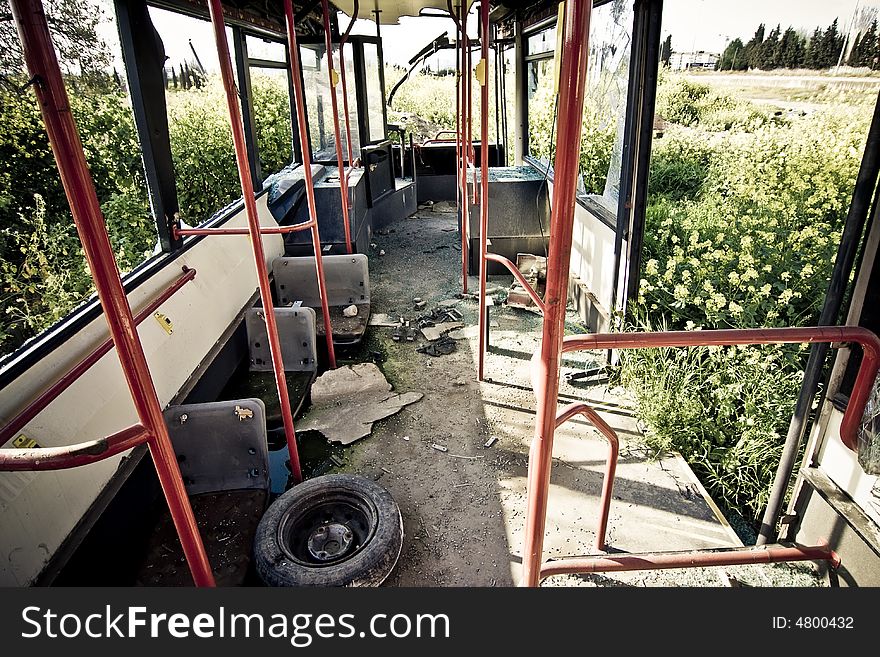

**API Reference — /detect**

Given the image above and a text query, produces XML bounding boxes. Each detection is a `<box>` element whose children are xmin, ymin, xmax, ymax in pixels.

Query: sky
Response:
<box><xmin>95</xmin><ymin>0</ymin><xmax>870</xmax><ymax>72</ymax></box>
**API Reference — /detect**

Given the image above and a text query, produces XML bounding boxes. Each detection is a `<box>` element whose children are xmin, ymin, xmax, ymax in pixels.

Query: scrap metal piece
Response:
<box><xmin>297</xmin><ymin>363</ymin><xmax>423</xmax><ymax>445</ymax></box>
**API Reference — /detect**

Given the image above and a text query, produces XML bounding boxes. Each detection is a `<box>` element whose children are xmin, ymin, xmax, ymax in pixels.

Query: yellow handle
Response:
<box><xmin>330</xmin><ymin>68</ymin><xmax>339</xmax><ymax>88</ymax></box>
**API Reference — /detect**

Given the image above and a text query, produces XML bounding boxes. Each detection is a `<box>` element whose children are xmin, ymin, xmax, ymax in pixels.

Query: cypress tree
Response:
<box><xmin>860</xmin><ymin>20</ymin><xmax>878</xmax><ymax>69</ymax></box>
<box><xmin>743</xmin><ymin>23</ymin><xmax>765</xmax><ymax>69</ymax></box>
<box><xmin>805</xmin><ymin>28</ymin><xmax>823</xmax><ymax>68</ymax></box>
<box><xmin>847</xmin><ymin>33</ymin><xmax>862</xmax><ymax>67</ymax></box>
<box><xmin>761</xmin><ymin>24</ymin><xmax>782</xmax><ymax>69</ymax></box>
<box><xmin>779</xmin><ymin>28</ymin><xmax>806</xmax><ymax>68</ymax></box>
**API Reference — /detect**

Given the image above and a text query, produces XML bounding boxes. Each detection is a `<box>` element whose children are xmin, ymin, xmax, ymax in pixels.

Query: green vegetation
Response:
<box><xmin>0</xmin><ymin>74</ymin><xmax>292</xmax><ymax>354</ymax></box>
<box><xmin>619</xmin><ymin>75</ymin><xmax>870</xmax><ymax>528</ymax></box>
<box><xmin>716</xmin><ymin>19</ymin><xmax>849</xmax><ymax>71</ymax></box>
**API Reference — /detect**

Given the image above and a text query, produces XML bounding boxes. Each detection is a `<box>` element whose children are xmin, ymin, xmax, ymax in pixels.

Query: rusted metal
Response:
<box><xmin>207</xmin><ymin>0</ymin><xmax>304</xmax><ymax>484</ymax></box>
<box><xmin>321</xmin><ymin>0</ymin><xmax>353</xmax><ymax>255</ymax></box>
<box><xmin>10</xmin><ymin>0</ymin><xmax>214</xmax><ymax>586</ymax></box>
<box><xmin>522</xmin><ymin>325</ymin><xmax>878</xmax><ymax>585</ymax></box>
<box><xmin>477</xmin><ymin>0</ymin><xmax>489</xmax><ymax>381</ymax></box>
<box><xmin>0</xmin><ymin>424</ymin><xmax>149</xmax><ymax>471</ymax></box>
<box><xmin>554</xmin><ymin>402</ymin><xmax>618</xmax><ymax>552</ymax></box>
<box><xmin>485</xmin><ymin>253</ymin><xmax>545</xmax><ymax>311</ymax></box>
<box><xmin>0</xmin><ymin>267</ymin><xmax>196</xmax><ymax>446</ymax></box>
<box><xmin>539</xmin><ymin>544</ymin><xmax>840</xmax><ymax>580</ymax></box>
<box><xmin>284</xmin><ymin>0</ymin><xmax>338</xmax><ymax>371</ymax></box>
<box><xmin>561</xmin><ymin>326</ymin><xmax>880</xmax><ymax>452</ymax></box>
<box><xmin>174</xmin><ymin>220</ymin><xmax>315</xmax><ymax>237</ymax></box>
<box><xmin>521</xmin><ymin>0</ymin><xmax>591</xmax><ymax>588</ymax></box>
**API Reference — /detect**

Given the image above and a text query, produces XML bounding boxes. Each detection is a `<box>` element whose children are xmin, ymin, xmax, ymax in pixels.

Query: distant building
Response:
<box><xmin>669</xmin><ymin>51</ymin><xmax>720</xmax><ymax>70</ymax></box>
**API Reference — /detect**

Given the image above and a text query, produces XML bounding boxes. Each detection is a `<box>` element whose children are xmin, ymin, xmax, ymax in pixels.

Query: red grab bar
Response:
<box><xmin>560</xmin><ymin>326</ymin><xmax>880</xmax><ymax>451</ymax></box>
<box><xmin>0</xmin><ymin>424</ymin><xmax>149</xmax><ymax>471</ymax></box>
<box><xmin>8</xmin><ymin>0</ymin><xmax>214</xmax><ymax>586</ymax></box>
<box><xmin>0</xmin><ymin>266</ymin><xmax>196</xmax><ymax>446</ymax></box>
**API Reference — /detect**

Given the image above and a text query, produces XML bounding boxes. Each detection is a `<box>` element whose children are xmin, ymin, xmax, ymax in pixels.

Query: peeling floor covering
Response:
<box><xmin>318</xmin><ymin>204</ymin><xmax>826</xmax><ymax>587</ymax></box>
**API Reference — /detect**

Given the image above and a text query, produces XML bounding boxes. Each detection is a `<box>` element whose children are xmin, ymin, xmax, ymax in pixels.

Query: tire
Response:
<box><xmin>254</xmin><ymin>474</ymin><xmax>403</xmax><ymax>587</ymax></box>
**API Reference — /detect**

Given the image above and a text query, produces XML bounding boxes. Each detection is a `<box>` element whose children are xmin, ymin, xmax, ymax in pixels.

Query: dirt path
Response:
<box><xmin>322</xmin><ymin>205</ymin><xmax>825</xmax><ymax>587</ymax></box>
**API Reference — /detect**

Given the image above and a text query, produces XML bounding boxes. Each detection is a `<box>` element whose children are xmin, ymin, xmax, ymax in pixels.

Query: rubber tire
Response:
<box><xmin>254</xmin><ymin>474</ymin><xmax>403</xmax><ymax>587</ymax></box>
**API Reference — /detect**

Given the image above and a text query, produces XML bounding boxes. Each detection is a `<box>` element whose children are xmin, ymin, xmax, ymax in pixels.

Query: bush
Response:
<box><xmin>621</xmin><ymin>89</ymin><xmax>870</xmax><ymax>529</ymax></box>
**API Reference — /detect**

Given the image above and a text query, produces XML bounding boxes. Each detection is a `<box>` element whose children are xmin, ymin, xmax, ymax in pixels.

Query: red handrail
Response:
<box><xmin>539</xmin><ymin>544</ymin><xmax>840</xmax><ymax>580</ymax></box>
<box><xmin>284</xmin><ymin>0</ymin><xmax>337</xmax><ymax>371</ymax></box>
<box><xmin>174</xmin><ymin>219</ymin><xmax>315</xmax><ymax>237</ymax></box>
<box><xmin>0</xmin><ymin>423</ymin><xmax>149</xmax><ymax>471</ymax></box>
<box><xmin>9</xmin><ymin>0</ymin><xmax>214</xmax><ymax>586</ymax></box>
<box><xmin>554</xmin><ymin>402</ymin><xmax>618</xmax><ymax>552</ymax></box>
<box><xmin>561</xmin><ymin>326</ymin><xmax>880</xmax><ymax>452</ymax></box>
<box><xmin>0</xmin><ymin>266</ymin><xmax>196</xmax><ymax>446</ymax></box>
<box><xmin>477</xmin><ymin>0</ymin><xmax>490</xmax><ymax>381</ymax></box>
<box><xmin>321</xmin><ymin>0</ymin><xmax>353</xmax><ymax>255</ymax></box>
<box><xmin>521</xmin><ymin>0</ymin><xmax>591</xmax><ymax>589</ymax></box>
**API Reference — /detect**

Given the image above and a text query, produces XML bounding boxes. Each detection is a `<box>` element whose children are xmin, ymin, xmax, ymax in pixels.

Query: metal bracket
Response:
<box><xmin>245</xmin><ymin>306</ymin><xmax>318</xmax><ymax>373</ymax></box>
<box><xmin>163</xmin><ymin>398</ymin><xmax>269</xmax><ymax>496</ymax></box>
<box><xmin>273</xmin><ymin>254</ymin><xmax>370</xmax><ymax>307</ymax></box>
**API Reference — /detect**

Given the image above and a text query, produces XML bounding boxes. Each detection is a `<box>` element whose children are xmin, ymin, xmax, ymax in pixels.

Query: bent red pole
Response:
<box><xmin>10</xmin><ymin>0</ymin><xmax>214</xmax><ymax>586</ymax></box>
<box><xmin>207</xmin><ymin>0</ymin><xmax>304</xmax><ymax>484</ymax></box>
<box><xmin>555</xmin><ymin>403</ymin><xmax>619</xmax><ymax>552</ymax></box>
<box><xmin>284</xmin><ymin>0</ymin><xmax>337</xmax><ymax>371</ymax></box>
<box><xmin>0</xmin><ymin>424</ymin><xmax>149</xmax><ymax>471</ymax></box>
<box><xmin>321</xmin><ymin>0</ymin><xmax>353</xmax><ymax>254</ymax></box>
<box><xmin>477</xmin><ymin>0</ymin><xmax>490</xmax><ymax>381</ymax></box>
<box><xmin>521</xmin><ymin>0</ymin><xmax>592</xmax><ymax>588</ymax></box>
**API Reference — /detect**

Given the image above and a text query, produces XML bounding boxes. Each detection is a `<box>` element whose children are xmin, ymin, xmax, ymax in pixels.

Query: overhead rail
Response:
<box><xmin>3</xmin><ymin>0</ymin><xmax>214</xmax><ymax>587</ymax></box>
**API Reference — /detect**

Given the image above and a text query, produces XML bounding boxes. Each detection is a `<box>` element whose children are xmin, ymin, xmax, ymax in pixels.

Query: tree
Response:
<box><xmin>759</xmin><ymin>24</ymin><xmax>781</xmax><ymax>69</ymax></box>
<box><xmin>660</xmin><ymin>34</ymin><xmax>672</xmax><ymax>67</ymax></box>
<box><xmin>742</xmin><ymin>23</ymin><xmax>765</xmax><ymax>69</ymax></box>
<box><xmin>847</xmin><ymin>33</ymin><xmax>862</xmax><ymax>67</ymax></box>
<box><xmin>0</xmin><ymin>0</ymin><xmax>111</xmax><ymax>82</ymax></box>
<box><xmin>804</xmin><ymin>28</ymin><xmax>823</xmax><ymax>68</ymax></box>
<box><xmin>859</xmin><ymin>19</ymin><xmax>878</xmax><ymax>69</ymax></box>
<box><xmin>818</xmin><ymin>18</ymin><xmax>844</xmax><ymax>68</ymax></box>
<box><xmin>779</xmin><ymin>27</ymin><xmax>805</xmax><ymax>68</ymax></box>
<box><xmin>718</xmin><ymin>38</ymin><xmax>745</xmax><ymax>71</ymax></box>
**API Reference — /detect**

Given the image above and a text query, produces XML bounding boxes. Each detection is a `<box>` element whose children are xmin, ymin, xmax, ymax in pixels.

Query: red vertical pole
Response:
<box><xmin>284</xmin><ymin>0</ymin><xmax>338</xmax><ymax>372</ymax></box>
<box><xmin>452</xmin><ymin>3</ymin><xmax>462</xmax><ymax>280</ymax></box>
<box><xmin>10</xmin><ymin>0</ymin><xmax>214</xmax><ymax>586</ymax></box>
<box><xmin>521</xmin><ymin>0</ymin><xmax>592</xmax><ymax>587</ymax></box>
<box><xmin>206</xmin><ymin>0</ymin><xmax>305</xmax><ymax>483</ymax></box>
<box><xmin>460</xmin><ymin>21</ymin><xmax>470</xmax><ymax>293</ymax></box>
<box><xmin>477</xmin><ymin>0</ymin><xmax>489</xmax><ymax>381</ymax></box>
<box><xmin>321</xmin><ymin>0</ymin><xmax>353</xmax><ymax>255</ymax></box>
<box><xmin>339</xmin><ymin>1</ymin><xmax>359</xmax><ymax>166</ymax></box>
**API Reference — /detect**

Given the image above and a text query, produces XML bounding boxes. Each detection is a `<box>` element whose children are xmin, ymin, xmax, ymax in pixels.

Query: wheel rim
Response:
<box><xmin>277</xmin><ymin>492</ymin><xmax>378</xmax><ymax>567</ymax></box>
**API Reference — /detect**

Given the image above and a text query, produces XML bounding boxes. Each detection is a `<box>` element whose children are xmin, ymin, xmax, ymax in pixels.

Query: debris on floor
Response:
<box><xmin>420</xmin><ymin>321</ymin><xmax>463</xmax><ymax>341</ymax></box>
<box><xmin>431</xmin><ymin>443</ymin><xmax>448</xmax><ymax>453</ymax></box>
<box><xmin>297</xmin><ymin>363</ymin><xmax>423</xmax><ymax>445</ymax></box>
<box><xmin>506</xmin><ymin>253</ymin><xmax>546</xmax><ymax>310</ymax></box>
<box><xmin>418</xmin><ymin>335</ymin><xmax>457</xmax><ymax>356</ymax></box>
<box><xmin>368</xmin><ymin>313</ymin><xmax>398</xmax><ymax>327</ymax></box>
<box><xmin>484</xmin><ymin>436</ymin><xmax>498</xmax><ymax>448</ymax></box>
<box><xmin>342</xmin><ymin>304</ymin><xmax>359</xmax><ymax>318</ymax></box>
<box><xmin>413</xmin><ymin>297</ymin><xmax>427</xmax><ymax>310</ymax></box>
